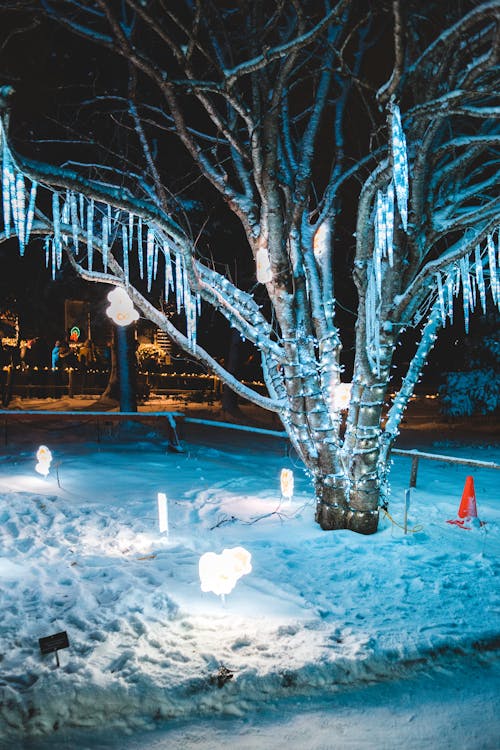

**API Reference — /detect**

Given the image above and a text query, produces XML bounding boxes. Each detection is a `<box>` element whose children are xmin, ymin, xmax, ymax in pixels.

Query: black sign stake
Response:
<box><xmin>38</xmin><ymin>631</ymin><xmax>70</xmax><ymax>668</ymax></box>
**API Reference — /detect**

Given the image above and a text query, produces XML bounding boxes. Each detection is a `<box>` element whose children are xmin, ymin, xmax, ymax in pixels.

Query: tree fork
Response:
<box><xmin>313</xmin><ymin>479</ymin><xmax>379</xmax><ymax>535</ymax></box>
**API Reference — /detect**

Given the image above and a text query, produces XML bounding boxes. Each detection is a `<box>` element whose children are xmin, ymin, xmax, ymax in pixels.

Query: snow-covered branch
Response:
<box><xmin>70</xmin><ymin>253</ymin><xmax>285</xmax><ymax>413</ymax></box>
<box><xmin>223</xmin><ymin>2</ymin><xmax>349</xmax><ymax>87</ymax></box>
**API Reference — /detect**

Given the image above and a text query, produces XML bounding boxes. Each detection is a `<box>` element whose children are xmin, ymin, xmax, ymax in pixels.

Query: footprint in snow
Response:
<box><xmin>95</xmin><ymin>588</ymin><xmax>120</xmax><ymax>605</ymax></box>
<box><xmin>108</xmin><ymin>649</ymin><xmax>134</xmax><ymax>673</ymax></box>
<box><xmin>16</xmin><ymin>538</ymin><xmax>34</xmax><ymax>553</ymax></box>
<box><xmin>5</xmin><ymin>521</ymin><xmax>19</xmax><ymax>538</ymax></box>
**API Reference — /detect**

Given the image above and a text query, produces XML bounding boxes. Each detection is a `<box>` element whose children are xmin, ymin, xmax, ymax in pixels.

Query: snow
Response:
<box><xmin>0</xmin><ymin>417</ymin><xmax>499</xmax><ymax>749</ymax></box>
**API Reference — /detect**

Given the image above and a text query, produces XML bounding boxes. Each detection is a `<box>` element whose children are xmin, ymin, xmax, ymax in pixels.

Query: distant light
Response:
<box><xmin>280</xmin><ymin>468</ymin><xmax>294</xmax><ymax>500</ymax></box>
<box><xmin>106</xmin><ymin>287</ymin><xmax>139</xmax><ymax>326</ymax></box>
<box><xmin>199</xmin><ymin>546</ymin><xmax>252</xmax><ymax>597</ymax></box>
<box><xmin>69</xmin><ymin>326</ymin><xmax>80</xmax><ymax>342</ymax></box>
<box><xmin>157</xmin><ymin>492</ymin><xmax>169</xmax><ymax>535</ymax></box>
<box><xmin>35</xmin><ymin>445</ymin><xmax>52</xmax><ymax>477</ymax></box>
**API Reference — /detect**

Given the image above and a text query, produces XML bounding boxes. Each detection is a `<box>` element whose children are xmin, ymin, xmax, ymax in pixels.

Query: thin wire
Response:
<box><xmin>381</xmin><ymin>507</ymin><xmax>424</xmax><ymax>534</ymax></box>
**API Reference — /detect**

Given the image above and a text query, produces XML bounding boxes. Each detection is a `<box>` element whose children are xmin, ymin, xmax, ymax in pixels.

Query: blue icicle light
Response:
<box><xmin>391</xmin><ymin>104</ymin><xmax>409</xmax><ymax>232</ymax></box>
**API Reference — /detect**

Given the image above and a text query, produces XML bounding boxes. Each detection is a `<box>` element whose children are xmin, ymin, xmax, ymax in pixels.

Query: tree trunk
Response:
<box><xmin>314</xmin><ymin>475</ymin><xmax>380</xmax><ymax>535</ymax></box>
<box><xmin>116</xmin><ymin>325</ymin><xmax>138</xmax><ymax>413</ymax></box>
<box><xmin>100</xmin><ymin>327</ymin><xmax>137</xmax><ymax>411</ymax></box>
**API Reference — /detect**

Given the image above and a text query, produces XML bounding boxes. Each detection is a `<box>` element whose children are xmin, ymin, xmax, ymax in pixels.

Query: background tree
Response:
<box><xmin>438</xmin><ymin>311</ymin><xmax>500</xmax><ymax>417</ymax></box>
<box><xmin>0</xmin><ymin>0</ymin><xmax>499</xmax><ymax>533</ymax></box>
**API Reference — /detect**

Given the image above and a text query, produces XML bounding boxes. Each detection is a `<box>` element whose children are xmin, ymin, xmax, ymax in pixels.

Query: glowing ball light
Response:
<box><xmin>35</xmin><ymin>445</ymin><xmax>52</xmax><ymax>477</ymax></box>
<box><xmin>199</xmin><ymin>546</ymin><xmax>252</xmax><ymax>597</ymax></box>
<box><xmin>280</xmin><ymin>468</ymin><xmax>294</xmax><ymax>500</ymax></box>
<box><xmin>313</xmin><ymin>222</ymin><xmax>330</xmax><ymax>257</ymax></box>
<box><xmin>332</xmin><ymin>382</ymin><xmax>352</xmax><ymax>411</ymax></box>
<box><xmin>106</xmin><ymin>287</ymin><xmax>139</xmax><ymax>326</ymax></box>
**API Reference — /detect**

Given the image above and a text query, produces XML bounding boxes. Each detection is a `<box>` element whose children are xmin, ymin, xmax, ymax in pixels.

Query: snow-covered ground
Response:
<box><xmin>0</xmin><ymin>417</ymin><xmax>498</xmax><ymax>749</ymax></box>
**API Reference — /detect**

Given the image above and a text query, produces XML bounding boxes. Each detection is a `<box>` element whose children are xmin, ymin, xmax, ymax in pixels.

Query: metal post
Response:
<box><xmin>116</xmin><ymin>325</ymin><xmax>137</xmax><ymax>412</ymax></box>
<box><xmin>404</xmin><ymin>489</ymin><xmax>410</xmax><ymax>534</ymax></box>
<box><xmin>409</xmin><ymin>455</ymin><xmax>419</xmax><ymax>488</ymax></box>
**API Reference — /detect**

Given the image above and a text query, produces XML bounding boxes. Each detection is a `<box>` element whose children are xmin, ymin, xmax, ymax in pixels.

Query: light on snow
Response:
<box><xmin>157</xmin><ymin>492</ymin><xmax>169</xmax><ymax>536</ymax></box>
<box><xmin>199</xmin><ymin>546</ymin><xmax>252</xmax><ymax>597</ymax></box>
<box><xmin>280</xmin><ymin>468</ymin><xmax>294</xmax><ymax>501</ymax></box>
<box><xmin>106</xmin><ymin>287</ymin><xmax>139</xmax><ymax>326</ymax></box>
<box><xmin>35</xmin><ymin>445</ymin><xmax>52</xmax><ymax>477</ymax></box>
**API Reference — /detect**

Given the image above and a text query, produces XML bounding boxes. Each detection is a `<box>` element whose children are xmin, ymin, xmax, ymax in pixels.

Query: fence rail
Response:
<box><xmin>392</xmin><ymin>448</ymin><xmax>500</xmax><ymax>487</ymax></box>
<box><xmin>1</xmin><ymin>366</ymin><xmax>267</xmax><ymax>402</ymax></box>
<box><xmin>1</xmin><ymin>410</ymin><xmax>498</xmax><ymax>488</ymax></box>
<box><xmin>0</xmin><ymin>409</ymin><xmax>183</xmax><ymax>445</ymax></box>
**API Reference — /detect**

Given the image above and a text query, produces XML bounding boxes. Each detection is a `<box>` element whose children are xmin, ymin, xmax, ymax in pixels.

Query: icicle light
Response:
<box><xmin>391</xmin><ymin>104</ymin><xmax>409</xmax><ymax>231</ymax></box>
<box><xmin>0</xmin><ymin>121</ymin><xmax>213</xmax><ymax>356</ymax></box>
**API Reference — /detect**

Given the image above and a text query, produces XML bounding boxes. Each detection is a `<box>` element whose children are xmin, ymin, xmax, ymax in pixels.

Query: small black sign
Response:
<box><xmin>39</xmin><ymin>631</ymin><xmax>70</xmax><ymax>655</ymax></box>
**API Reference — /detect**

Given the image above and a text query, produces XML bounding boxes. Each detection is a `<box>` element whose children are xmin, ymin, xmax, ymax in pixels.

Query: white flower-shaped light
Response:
<box><xmin>106</xmin><ymin>287</ymin><xmax>139</xmax><ymax>326</ymax></box>
<box><xmin>35</xmin><ymin>445</ymin><xmax>52</xmax><ymax>477</ymax></box>
<box><xmin>199</xmin><ymin>546</ymin><xmax>252</xmax><ymax>597</ymax></box>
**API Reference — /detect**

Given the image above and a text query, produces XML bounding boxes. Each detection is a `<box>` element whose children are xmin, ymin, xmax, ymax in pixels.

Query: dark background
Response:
<box><xmin>0</xmin><ymin>2</ymin><xmax>497</xmax><ymax>387</ymax></box>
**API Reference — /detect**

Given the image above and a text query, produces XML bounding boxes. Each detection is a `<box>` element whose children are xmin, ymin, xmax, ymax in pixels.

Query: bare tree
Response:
<box><xmin>1</xmin><ymin>1</ymin><xmax>499</xmax><ymax>533</ymax></box>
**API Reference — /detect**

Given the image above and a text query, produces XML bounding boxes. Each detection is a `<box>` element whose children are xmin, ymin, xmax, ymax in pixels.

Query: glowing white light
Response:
<box><xmin>280</xmin><ymin>468</ymin><xmax>294</xmax><ymax>500</ymax></box>
<box><xmin>199</xmin><ymin>546</ymin><xmax>252</xmax><ymax>597</ymax></box>
<box><xmin>332</xmin><ymin>382</ymin><xmax>352</xmax><ymax>410</ymax></box>
<box><xmin>35</xmin><ymin>445</ymin><xmax>52</xmax><ymax>477</ymax></box>
<box><xmin>313</xmin><ymin>222</ymin><xmax>330</xmax><ymax>257</ymax></box>
<box><xmin>157</xmin><ymin>492</ymin><xmax>169</xmax><ymax>535</ymax></box>
<box><xmin>256</xmin><ymin>245</ymin><xmax>272</xmax><ymax>284</ymax></box>
<box><xmin>106</xmin><ymin>287</ymin><xmax>139</xmax><ymax>326</ymax></box>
